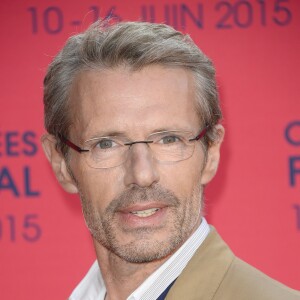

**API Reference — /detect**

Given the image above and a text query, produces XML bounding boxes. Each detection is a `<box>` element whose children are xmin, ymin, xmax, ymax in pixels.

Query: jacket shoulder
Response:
<box><xmin>166</xmin><ymin>227</ymin><xmax>300</xmax><ymax>300</ymax></box>
<box><xmin>213</xmin><ymin>256</ymin><xmax>300</xmax><ymax>300</ymax></box>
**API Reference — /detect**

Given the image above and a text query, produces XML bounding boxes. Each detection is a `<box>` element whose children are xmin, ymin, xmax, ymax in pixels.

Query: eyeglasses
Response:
<box><xmin>59</xmin><ymin>126</ymin><xmax>209</xmax><ymax>169</ymax></box>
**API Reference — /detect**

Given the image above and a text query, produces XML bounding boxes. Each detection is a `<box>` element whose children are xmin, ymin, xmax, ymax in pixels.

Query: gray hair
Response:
<box><xmin>43</xmin><ymin>20</ymin><xmax>222</xmax><ymax>155</ymax></box>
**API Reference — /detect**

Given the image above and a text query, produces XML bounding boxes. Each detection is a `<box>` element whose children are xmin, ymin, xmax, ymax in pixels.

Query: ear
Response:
<box><xmin>200</xmin><ymin>124</ymin><xmax>225</xmax><ymax>185</ymax></box>
<box><xmin>41</xmin><ymin>134</ymin><xmax>78</xmax><ymax>194</ymax></box>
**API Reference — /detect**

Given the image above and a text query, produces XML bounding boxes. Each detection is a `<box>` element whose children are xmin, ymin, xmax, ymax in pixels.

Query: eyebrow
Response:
<box><xmin>85</xmin><ymin>130</ymin><xmax>128</xmax><ymax>140</ymax></box>
<box><xmin>150</xmin><ymin>127</ymin><xmax>194</xmax><ymax>134</ymax></box>
<box><xmin>84</xmin><ymin>127</ymin><xmax>194</xmax><ymax>141</ymax></box>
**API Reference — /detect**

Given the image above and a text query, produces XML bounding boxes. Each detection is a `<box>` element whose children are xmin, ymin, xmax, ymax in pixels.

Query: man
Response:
<box><xmin>42</xmin><ymin>20</ymin><xmax>300</xmax><ymax>300</ymax></box>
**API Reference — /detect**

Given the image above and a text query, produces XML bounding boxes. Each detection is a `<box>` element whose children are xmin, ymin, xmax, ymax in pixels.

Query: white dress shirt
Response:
<box><xmin>69</xmin><ymin>218</ymin><xmax>210</xmax><ymax>300</ymax></box>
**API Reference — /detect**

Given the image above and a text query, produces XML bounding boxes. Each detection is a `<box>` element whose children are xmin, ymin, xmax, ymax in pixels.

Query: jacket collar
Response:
<box><xmin>166</xmin><ymin>227</ymin><xmax>234</xmax><ymax>300</ymax></box>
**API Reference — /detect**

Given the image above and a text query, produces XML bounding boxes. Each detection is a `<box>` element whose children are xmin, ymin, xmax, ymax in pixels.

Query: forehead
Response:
<box><xmin>69</xmin><ymin>65</ymin><xmax>200</xmax><ymax>140</ymax></box>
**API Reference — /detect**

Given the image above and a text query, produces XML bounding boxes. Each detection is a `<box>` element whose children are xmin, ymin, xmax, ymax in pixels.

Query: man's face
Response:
<box><xmin>64</xmin><ymin>65</ymin><xmax>217</xmax><ymax>263</ymax></box>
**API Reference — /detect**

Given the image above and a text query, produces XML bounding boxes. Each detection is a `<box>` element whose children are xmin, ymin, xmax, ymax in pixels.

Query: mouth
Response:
<box><xmin>130</xmin><ymin>208</ymin><xmax>160</xmax><ymax>218</ymax></box>
<box><xmin>117</xmin><ymin>203</ymin><xmax>167</xmax><ymax>228</ymax></box>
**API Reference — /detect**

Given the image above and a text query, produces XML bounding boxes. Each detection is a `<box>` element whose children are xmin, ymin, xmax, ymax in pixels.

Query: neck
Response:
<box><xmin>93</xmin><ymin>240</ymin><xmax>171</xmax><ymax>300</ymax></box>
<box><xmin>93</xmin><ymin>216</ymin><xmax>203</xmax><ymax>300</ymax></box>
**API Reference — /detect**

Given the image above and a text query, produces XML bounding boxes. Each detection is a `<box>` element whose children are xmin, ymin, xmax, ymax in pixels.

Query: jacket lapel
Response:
<box><xmin>166</xmin><ymin>227</ymin><xmax>234</xmax><ymax>300</ymax></box>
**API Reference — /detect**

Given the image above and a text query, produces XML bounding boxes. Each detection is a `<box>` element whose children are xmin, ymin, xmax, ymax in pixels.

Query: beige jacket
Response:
<box><xmin>166</xmin><ymin>228</ymin><xmax>300</xmax><ymax>300</ymax></box>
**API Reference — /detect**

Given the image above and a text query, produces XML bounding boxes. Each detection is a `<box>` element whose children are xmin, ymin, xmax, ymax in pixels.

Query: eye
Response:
<box><xmin>95</xmin><ymin>139</ymin><xmax>117</xmax><ymax>149</ymax></box>
<box><xmin>161</xmin><ymin>135</ymin><xmax>180</xmax><ymax>144</ymax></box>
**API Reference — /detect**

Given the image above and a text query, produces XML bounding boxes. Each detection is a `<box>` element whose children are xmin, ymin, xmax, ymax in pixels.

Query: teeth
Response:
<box><xmin>131</xmin><ymin>208</ymin><xmax>159</xmax><ymax>217</ymax></box>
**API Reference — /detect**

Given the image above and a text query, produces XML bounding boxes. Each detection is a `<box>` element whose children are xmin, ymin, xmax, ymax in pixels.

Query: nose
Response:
<box><xmin>123</xmin><ymin>143</ymin><xmax>160</xmax><ymax>188</ymax></box>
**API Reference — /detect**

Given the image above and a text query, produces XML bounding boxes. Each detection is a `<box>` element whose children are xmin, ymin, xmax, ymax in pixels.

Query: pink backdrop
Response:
<box><xmin>0</xmin><ymin>0</ymin><xmax>299</xmax><ymax>299</ymax></box>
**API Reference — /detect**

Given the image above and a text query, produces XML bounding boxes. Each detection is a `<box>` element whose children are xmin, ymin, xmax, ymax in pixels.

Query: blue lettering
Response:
<box><xmin>289</xmin><ymin>156</ymin><xmax>300</xmax><ymax>187</ymax></box>
<box><xmin>285</xmin><ymin>121</ymin><xmax>300</xmax><ymax>146</ymax></box>
<box><xmin>293</xmin><ymin>205</ymin><xmax>300</xmax><ymax>230</ymax></box>
<box><xmin>24</xmin><ymin>166</ymin><xmax>40</xmax><ymax>197</ymax></box>
<box><xmin>23</xmin><ymin>131</ymin><xmax>38</xmax><ymax>156</ymax></box>
<box><xmin>141</xmin><ymin>5</ymin><xmax>155</xmax><ymax>23</ymax></box>
<box><xmin>180</xmin><ymin>4</ymin><xmax>204</xmax><ymax>29</ymax></box>
<box><xmin>0</xmin><ymin>167</ymin><xmax>19</xmax><ymax>197</ymax></box>
<box><xmin>5</xmin><ymin>131</ymin><xmax>19</xmax><ymax>156</ymax></box>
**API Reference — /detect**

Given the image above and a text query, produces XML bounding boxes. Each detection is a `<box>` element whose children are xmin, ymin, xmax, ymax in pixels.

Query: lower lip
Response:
<box><xmin>118</xmin><ymin>207</ymin><xmax>167</xmax><ymax>228</ymax></box>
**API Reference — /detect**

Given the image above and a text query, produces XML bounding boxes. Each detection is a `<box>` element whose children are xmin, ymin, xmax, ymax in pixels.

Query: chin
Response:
<box><xmin>104</xmin><ymin>230</ymin><xmax>185</xmax><ymax>263</ymax></box>
<box><xmin>114</xmin><ymin>243</ymin><xmax>178</xmax><ymax>263</ymax></box>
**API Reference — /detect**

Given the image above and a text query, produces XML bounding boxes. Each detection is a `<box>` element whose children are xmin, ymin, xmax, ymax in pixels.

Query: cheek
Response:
<box><xmin>159</xmin><ymin>155</ymin><xmax>204</xmax><ymax>199</ymax></box>
<box><xmin>72</xmin><ymin>162</ymin><xmax>124</xmax><ymax>211</ymax></box>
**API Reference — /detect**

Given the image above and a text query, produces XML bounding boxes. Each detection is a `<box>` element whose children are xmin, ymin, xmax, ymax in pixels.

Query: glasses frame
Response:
<box><xmin>59</xmin><ymin>125</ymin><xmax>209</xmax><ymax>154</ymax></box>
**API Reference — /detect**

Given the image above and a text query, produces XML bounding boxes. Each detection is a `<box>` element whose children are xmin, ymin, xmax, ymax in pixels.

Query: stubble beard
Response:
<box><xmin>79</xmin><ymin>183</ymin><xmax>203</xmax><ymax>264</ymax></box>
